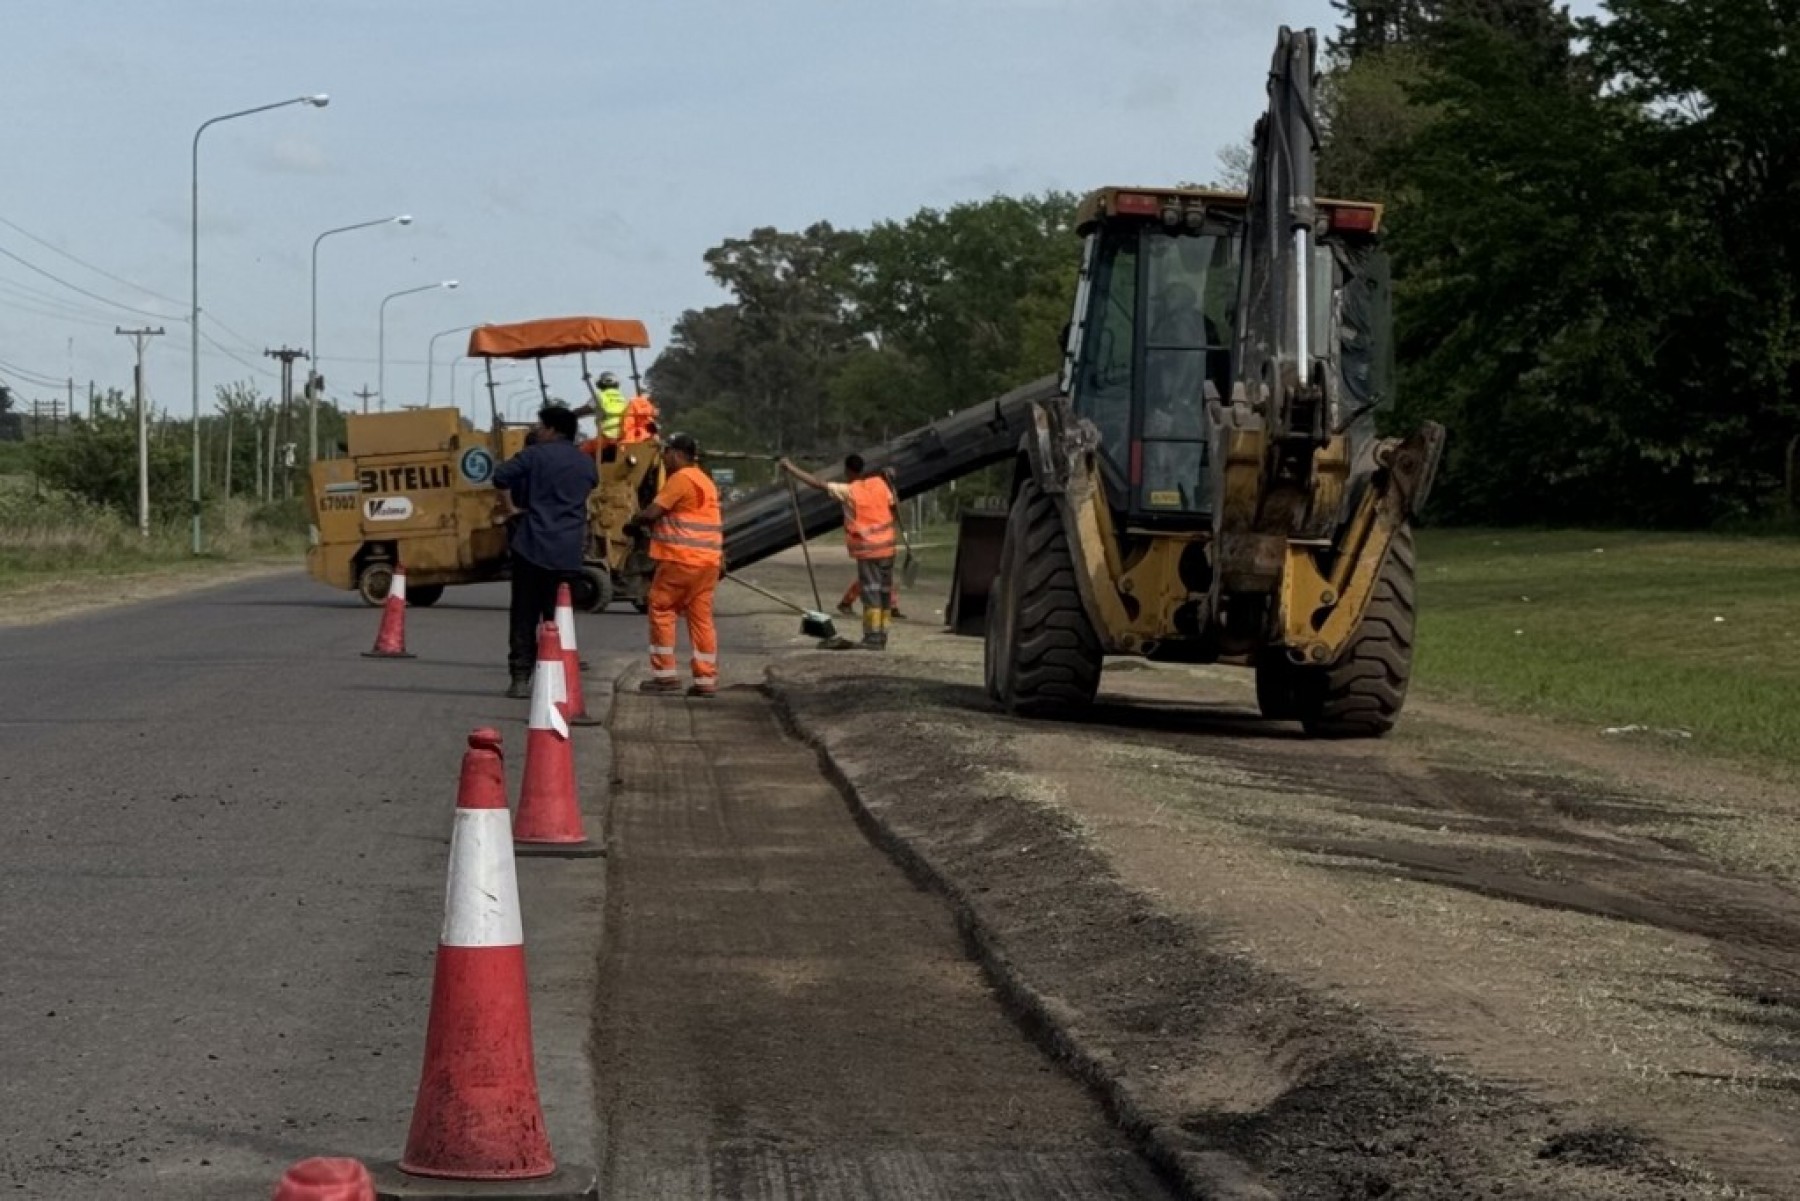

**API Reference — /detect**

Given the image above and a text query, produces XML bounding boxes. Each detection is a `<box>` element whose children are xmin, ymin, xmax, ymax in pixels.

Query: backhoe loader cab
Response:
<box><xmin>1062</xmin><ymin>187</ymin><xmax>1391</xmax><ymax>525</ymax></box>
<box><xmin>973</xmin><ymin>26</ymin><xmax>1443</xmax><ymax>736</ymax></box>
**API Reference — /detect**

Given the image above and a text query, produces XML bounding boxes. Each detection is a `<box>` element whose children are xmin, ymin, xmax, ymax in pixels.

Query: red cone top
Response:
<box><xmin>458</xmin><ymin>728</ymin><xmax>508</xmax><ymax>811</ymax></box>
<box><xmin>535</xmin><ymin>620</ymin><xmax>563</xmax><ymax>663</ymax></box>
<box><xmin>273</xmin><ymin>1157</ymin><xmax>374</xmax><ymax>1201</ymax></box>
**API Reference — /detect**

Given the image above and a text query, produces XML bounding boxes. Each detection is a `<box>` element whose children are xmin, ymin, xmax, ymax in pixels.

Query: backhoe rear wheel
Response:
<box><xmin>983</xmin><ymin>479</ymin><xmax>1102</xmax><ymax>718</ymax></box>
<box><xmin>1299</xmin><ymin>522</ymin><xmax>1417</xmax><ymax>738</ymax></box>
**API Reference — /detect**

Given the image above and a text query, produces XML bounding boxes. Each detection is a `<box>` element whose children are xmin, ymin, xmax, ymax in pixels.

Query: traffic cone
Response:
<box><xmin>273</xmin><ymin>1157</ymin><xmax>374</xmax><ymax>1201</ymax></box>
<box><xmin>397</xmin><ymin>728</ymin><xmax>555</xmax><ymax>1182</ymax></box>
<box><xmin>362</xmin><ymin>565</ymin><xmax>414</xmax><ymax>659</ymax></box>
<box><xmin>554</xmin><ymin>583</ymin><xmax>601</xmax><ymax>728</ymax></box>
<box><xmin>514</xmin><ymin>623</ymin><xmax>602</xmax><ymax>858</ymax></box>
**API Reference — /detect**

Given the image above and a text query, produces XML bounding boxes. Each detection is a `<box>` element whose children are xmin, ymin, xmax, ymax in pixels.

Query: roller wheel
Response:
<box><xmin>1299</xmin><ymin>522</ymin><xmax>1417</xmax><ymax>738</ymax></box>
<box><xmin>984</xmin><ymin>480</ymin><xmax>1102</xmax><ymax>718</ymax></box>
<box><xmin>407</xmin><ymin>585</ymin><xmax>445</xmax><ymax>608</ymax></box>
<box><xmin>356</xmin><ymin>562</ymin><xmax>394</xmax><ymax>607</ymax></box>
<box><xmin>571</xmin><ymin>566</ymin><xmax>614</xmax><ymax>613</ymax></box>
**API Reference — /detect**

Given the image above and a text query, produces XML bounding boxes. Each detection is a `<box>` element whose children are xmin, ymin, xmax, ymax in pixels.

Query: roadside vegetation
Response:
<box><xmin>0</xmin><ymin>386</ymin><xmax>310</xmax><ymax>597</ymax></box>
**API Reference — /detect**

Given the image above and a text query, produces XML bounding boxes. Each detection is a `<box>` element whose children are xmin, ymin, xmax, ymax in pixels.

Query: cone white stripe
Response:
<box><xmin>529</xmin><ymin>656</ymin><xmax>569</xmax><ymax>739</ymax></box>
<box><xmin>555</xmin><ymin>600</ymin><xmax>577</xmax><ymax>652</ymax></box>
<box><xmin>391</xmin><ymin>570</ymin><xmax>407</xmax><ymax>602</ymax></box>
<box><xmin>441</xmin><ymin>808</ymin><xmax>523</xmax><ymax>947</ymax></box>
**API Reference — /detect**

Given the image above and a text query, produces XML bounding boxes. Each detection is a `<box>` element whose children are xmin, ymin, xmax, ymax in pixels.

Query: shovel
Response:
<box><xmin>723</xmin><ymin>572</ymin><xmax>838</xmax><ymax>640</ymax></box>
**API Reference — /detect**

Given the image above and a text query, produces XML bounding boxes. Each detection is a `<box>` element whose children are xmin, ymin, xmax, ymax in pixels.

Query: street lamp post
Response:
<box><xmin>191</xmin><ymin>93</ymin><xmax>328</xmax><ymax>556</ymax></box>
<box><xmin>426</xmin><ymin>324</ymin><xmax>478</xmax><ymax>405</ymax></box>
<box><xmin>378</xmin><ymin>281</ymin><xmax>458</xmax><ymax>411</ymax></box>
<box><xmin>310</xmin><ymin>214</ymin><xmax>411</xmax><ymax>461</ymax></box>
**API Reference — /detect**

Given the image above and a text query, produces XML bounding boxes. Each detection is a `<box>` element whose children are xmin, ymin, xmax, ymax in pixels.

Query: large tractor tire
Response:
<box><xmin>983</xmin><ymin>480</ymin><xmax>1103</xmax><ymax>718</ymax></box>
<box><xmin>1299</xmin><ymin>522</ymin><xmax>1417</xmax><ymax>738</ymax></box>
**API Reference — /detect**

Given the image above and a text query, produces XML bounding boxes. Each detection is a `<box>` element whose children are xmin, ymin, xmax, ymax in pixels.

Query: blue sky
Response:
<box><xmin>0</xmin><ymin>0</ymin><xmax>1492</xmax><ymax>425</ymax></box>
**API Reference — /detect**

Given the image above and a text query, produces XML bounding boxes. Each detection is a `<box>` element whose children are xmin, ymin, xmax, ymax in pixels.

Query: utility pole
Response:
<box><xmin>354</xmin><ymin>385</ymin><xmax>375</xmax><ymax>415</ymax></box>
<box><xmin>264</xmin><ymin>346</ymin><xmax>308</xmax><ymax>500</ymax></box>
<box><xmin>116</xmin><ymin>327</ymin><xmax>166</xmax><ymax>538</ymax></box>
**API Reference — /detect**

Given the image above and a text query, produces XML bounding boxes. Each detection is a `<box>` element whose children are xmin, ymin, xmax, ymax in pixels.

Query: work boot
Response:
<box><xmin>836</xmin><ymin>602</ymin><xmax>855</xmax><ymax>617</ymax></box>
<box><xmin>637</xmin><ymin>678</ymin><xmax>681</xmax><ymax>696</ymax></box>
<box><xmin>819</xmin><ymin>635</ymin><xmax>858</xmax><ymax>651</ymax></box>
<box><xmin>505</xmin><ymin>672</ymin><xmax>531</xmax><ymax>699</ymax></box>
<box><xmin>891</xmin><ymin>608</ymin><xmax>908</xmax><ymax>621</ymax></box>
<box><xmin>686</xmin><ymin>684</ymin><xmax>717</xmax><ymax>699</ymax></box>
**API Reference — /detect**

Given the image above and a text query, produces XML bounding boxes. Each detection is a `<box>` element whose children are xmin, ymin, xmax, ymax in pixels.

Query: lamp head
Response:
<box><xmin>305</xmin><ymin>94</ymin><xmax>331</xmax><ymax>108</ymax></box>
<box><xmin>442</xmin><ymin>280</ymin><xmax>459</xmax><ymax>290</ymax></box>
<box><xmin>394</xmin><ymin>215</ymin><xmax>413</xmax><ymax>226</ymax></box>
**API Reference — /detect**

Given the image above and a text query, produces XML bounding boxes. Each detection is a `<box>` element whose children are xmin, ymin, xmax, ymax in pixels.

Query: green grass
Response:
<box><xmin>0</xmin><ymin>480</ymin><xmax>303</xmax><ymax>593</ymax></box>
<box><xmin>1415</xmin><ymin>528</ymin><xmax>1800</xmax><ymax>767</ymax></box>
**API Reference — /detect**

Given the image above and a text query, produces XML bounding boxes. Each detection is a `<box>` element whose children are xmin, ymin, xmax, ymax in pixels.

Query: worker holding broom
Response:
<box><xmin>781</xmin><ymin>454</ymin><xmax>899</xmax><ymax>651</ymax></box>
<box><xmin>627</xmin><ymin>433</ymin><xmax>723</xmax><ymax>697</ymax></box>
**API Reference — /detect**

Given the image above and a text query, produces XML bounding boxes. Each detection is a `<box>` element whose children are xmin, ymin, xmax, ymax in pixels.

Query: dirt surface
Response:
<box><xmin>0</xmin><ymin>559</ymin><xmax>297</xmax><ymax>627</ymax></box>
<box><xmin>595</xmin><ymin>678</ymin><xmax>1173</xmax><ymax>1199</ymax></box>
<box><xmin>733</xmin><ymin>558</ymin><xmax>1800</xmax><ymax>1199</ymax></box>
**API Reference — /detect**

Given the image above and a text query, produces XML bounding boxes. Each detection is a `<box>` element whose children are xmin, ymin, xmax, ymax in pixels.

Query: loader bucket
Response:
<box><xmin>945</xmin><ymin>509</ymin><xmax>1009</xmax><ymax>636</ymax></box>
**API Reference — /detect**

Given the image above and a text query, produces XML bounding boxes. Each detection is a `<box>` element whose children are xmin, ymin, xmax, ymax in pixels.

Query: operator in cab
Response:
<box><xmin>626</xmin><ymin>433</ymin><xmax>722</xmax><ymax>698</ymax></box>
<box><xmin>492</xmin><ymin>405</ymin><xmax>598</xmax><ymax>698</ymax></box>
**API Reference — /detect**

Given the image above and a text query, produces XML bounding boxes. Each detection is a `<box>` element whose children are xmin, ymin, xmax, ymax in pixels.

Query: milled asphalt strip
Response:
<box><xmin>760</xmin><ymin>671</ymin><xmax>1274</xmax><ymax>1201</ymax></box>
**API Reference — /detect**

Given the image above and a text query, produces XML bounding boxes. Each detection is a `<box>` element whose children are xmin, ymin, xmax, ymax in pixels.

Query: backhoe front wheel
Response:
<box><xmin>983</xmin><ymin>480</ymin><xmax>1103</xmax><ymax>718</ymax></box>
<box><xmin>1298</xmin><ymin>522</ymin><xmax>1417</xmax><ymax>738</ymax></box>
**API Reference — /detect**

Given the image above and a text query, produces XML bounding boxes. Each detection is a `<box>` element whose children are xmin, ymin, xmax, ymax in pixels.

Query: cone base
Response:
<box><xmin>565</xmin><ymin>713</ymin><xmax>604</xmax><ymax>727</ymax></box>
<box><xmin>515</xmin><ymin>838</ymin><xmax>605</xmax><ymax>859</ymax></box>
<box><xmin>372</xmin><ymin>1161</ymin><xmax>598</xmax><ymax>1199</ymax></box>
<box><xmin>362</xmin><ymin>651</ymin><xmax>417</xmax><ymax>659</ymax></box>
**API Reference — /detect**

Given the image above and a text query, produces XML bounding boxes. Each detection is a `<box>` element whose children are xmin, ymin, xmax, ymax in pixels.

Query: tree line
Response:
<box><xmin>650</xmin><ymin>0</ymin><xmax>1798</xmax><ymax>528</ymax></box>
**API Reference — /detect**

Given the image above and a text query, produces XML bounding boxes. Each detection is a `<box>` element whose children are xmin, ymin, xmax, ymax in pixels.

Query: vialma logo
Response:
<box><xmin>364</xmin><ymin>496</ymin><xmax>416</xmax><ymax>522</ymax></box>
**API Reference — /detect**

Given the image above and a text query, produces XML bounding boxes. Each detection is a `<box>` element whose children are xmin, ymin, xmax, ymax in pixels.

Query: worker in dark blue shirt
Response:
<box><xmin>492</xmin><ymin>405</ymin><xmax>598</xmax><ymax>697</ymax></box>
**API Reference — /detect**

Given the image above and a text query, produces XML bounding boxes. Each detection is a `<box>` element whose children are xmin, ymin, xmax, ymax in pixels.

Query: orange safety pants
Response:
<box><xmin>647</xmin><ymin>561</ymin><xmax>719</xmax><ymax>692</ymax></box>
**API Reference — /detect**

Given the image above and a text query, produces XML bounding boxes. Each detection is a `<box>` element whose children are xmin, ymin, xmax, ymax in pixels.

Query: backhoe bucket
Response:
<box><xmin>945</xmin><ymin>510</ymin><xmax>1009</xmax><ymax>636</ymax></box>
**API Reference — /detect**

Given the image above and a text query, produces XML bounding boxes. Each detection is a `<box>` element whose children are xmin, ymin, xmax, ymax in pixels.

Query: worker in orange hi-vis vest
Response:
<box><xmin>620</xmin><ymin>393</ymin><xmax>659</xmax><ymax>444</ymax></box>
<box><xmin>627</xmin><ymin>433</ymin><xmax>722</xmax><ymax>696</ymax></box>
<box><xmin>781</xmin><ymin>453</ymin><xmax>898</xmax><ymax>650</ymax></box>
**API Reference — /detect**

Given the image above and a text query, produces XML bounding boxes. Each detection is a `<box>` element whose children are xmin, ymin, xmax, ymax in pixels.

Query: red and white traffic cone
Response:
<box><xmin>362</xmin><ymin>565</ymin><xmax>414</xmax><ymax>659</ymax></box>
<box><xmin>514</xmin><ymin>622</ymin><xmax>602</xmax><ymax>858</ymax></box>
<box><xmin>554</xmin><ymin>583</ymin><xmax>600</xmax><ymax>727</ymax></box>
<box><xmin>396</xmin><ymin>729</ymin><xmax>555</xmax><ymax>1182</ymax></box>
<box><xmin>272</xmin><ymin>1157</ymin><xmax>374</xmax><ymax>1201</ymax></box>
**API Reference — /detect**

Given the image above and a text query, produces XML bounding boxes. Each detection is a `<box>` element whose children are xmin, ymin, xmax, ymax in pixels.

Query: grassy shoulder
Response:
<box><xmin>1415</xmin><ymin>528</ymin><xmax>1800</xmax><ymax>766</ymax></box>
<box><xmin>907</xmin><ymin>516</ymin><xmax>1797</xmax><ymax>766</ymax></box>
<box><xmin>0</xmin><ymin>485</ymin><xmax>304</xmax><ymax>598</ymax></box>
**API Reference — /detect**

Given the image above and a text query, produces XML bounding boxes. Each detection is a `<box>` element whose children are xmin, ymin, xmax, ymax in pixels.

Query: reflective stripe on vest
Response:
<box><xmin>595</xmin><ymin>387</ymin><xmax>627</xmax><ymax>439</ymax></box>
<box><xmin>845</xmin><ymin>476</ymin><xmax>897</xmax><ymax>561</ymax></box>
<box><xmin>649</xmin><ymin>467</ymin><xmax>724</xmax><ymax>566</ymax></box>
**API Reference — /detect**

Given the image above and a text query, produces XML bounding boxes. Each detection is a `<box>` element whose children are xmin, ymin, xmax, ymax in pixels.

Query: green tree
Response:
<box><xmin>32</xmin><ymin>391</ymin><xmax>190</xmax><ymax>520</ymax></box>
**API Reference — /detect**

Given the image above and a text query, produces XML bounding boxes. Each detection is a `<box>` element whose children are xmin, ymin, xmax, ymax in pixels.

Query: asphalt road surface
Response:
<box><xmin>0</xmin><ymin>574</ymin><xmax>627</xmax><ymax>1199</ymax></box>
<box><xmin>1</xmin><ymin>571</ymin><xmax>1172</xmax><ymax>1200</ymax></box>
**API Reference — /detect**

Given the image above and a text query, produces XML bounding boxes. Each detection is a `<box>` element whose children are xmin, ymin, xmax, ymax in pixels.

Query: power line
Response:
<box><xmin>0</xmin><ymin>244</ymin><xmax>175</xmax><ymax>322</ymax></box>
<box><xmin>0</xmin><ymin>352</ymin><xmax>67</xmax><ymax>388</ymax></box>
<box><xmin>0</xmin><ymin>212</ymin><xmax>184</xmax><ymax>307</ymax></box>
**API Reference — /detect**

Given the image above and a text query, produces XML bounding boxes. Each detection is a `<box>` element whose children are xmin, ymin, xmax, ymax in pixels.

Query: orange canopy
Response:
<box><xmin>467</xmin><ymin>316</ymin><xmax>651</xmax><ymax>360</ymax></box>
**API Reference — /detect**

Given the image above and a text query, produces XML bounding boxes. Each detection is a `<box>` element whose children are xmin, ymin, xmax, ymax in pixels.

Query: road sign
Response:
<box><xmin>711</xmin><ymin>468</ymin><xmax>736</xmax><ymax>486</ymax></box>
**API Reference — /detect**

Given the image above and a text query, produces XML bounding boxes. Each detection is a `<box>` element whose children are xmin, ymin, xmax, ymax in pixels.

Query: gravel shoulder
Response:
<box><xmin>0</xmin><ymin>558</ymin><xmax>299</xmax><ymax>627</ymax></box>
<box><xmin>726</xmin><ymin>557</ymin><xmax>1800</xmax><ymax>1199</ymax></box>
